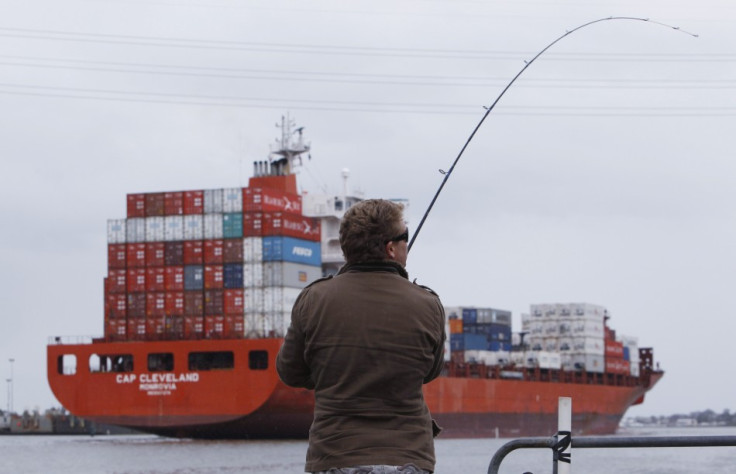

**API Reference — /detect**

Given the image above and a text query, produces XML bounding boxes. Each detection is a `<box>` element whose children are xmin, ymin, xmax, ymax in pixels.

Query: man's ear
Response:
<box><xmin>385</xmin><ymin>241</ymin><xmax>396</xmax><ymax>260</ymax></box>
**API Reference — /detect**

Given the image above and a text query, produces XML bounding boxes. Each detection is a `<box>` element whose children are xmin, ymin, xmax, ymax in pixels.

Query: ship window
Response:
<box><xmin>188</xmin><ymin>351</ymin><xmax>234</xmax><ymax>371</ymax></box>
<box><xmin>88</xmin><ymin>354</ymin><xmax>134</xmax><ymax>373</ymax></box>
<box><xmin>148</xmin><ymin>353</ymin><xmax>174</xmax><ymax>372</ymax></box>
<box><xmin>249</xmin><ymin>350</ymin><xmax>268</xmax><ymax>370</ymax></box>
<box><xmin>57</xmin><ymin>355</ymin><xmax>77</xmax><ymax>375</ymax></box>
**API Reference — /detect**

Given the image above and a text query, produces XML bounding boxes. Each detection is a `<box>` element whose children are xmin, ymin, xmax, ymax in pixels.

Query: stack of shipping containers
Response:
<box><xmin>104</xmin><ymin>185</ymin><xmax>322</xmax><ymax>342</ymax></box>
<box><xmin>445</xmin><ymin>306</ymin><xmax>512</xmax><ymax>365</ymax></box>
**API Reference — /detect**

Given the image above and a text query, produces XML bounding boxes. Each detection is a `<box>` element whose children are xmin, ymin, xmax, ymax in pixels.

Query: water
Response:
<box><xmin>2</xmin><ymin>426</ymin><xmax>735</xmax><ymax>473</ymax></box>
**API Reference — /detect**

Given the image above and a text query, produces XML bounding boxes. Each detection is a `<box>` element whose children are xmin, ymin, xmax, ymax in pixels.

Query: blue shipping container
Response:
<box><xmin>263</xmin><ymin>236</ymin><xmax>321</xmax><ymax>267</ymax></box>
<box><xmin>184</xmin><ymin>265</ymin><xmax>204</xmax><ymax>290</ymax></box>
<box><xmin>462</xmin><ymin>308</ymin><xmax>478</xmax><ymax>325</ymax></box>
<box><xmin>223</xmin><ymin>263</ymin><xmax>244</xmax><ymax>289</ymax></box>
<box><xmin>487</xmin><ymin>341</ymin><xmax>512</xmax><ymax>352</ymax></box>
<box><xmin>463</xmin><ymin>333</ymin><xmax>487</xmax><ymax>351</ymax></box>
<box><xmin>450</xmin><ymin>333</ymin><xmax>465</xmax><ymax>352</ymax></box>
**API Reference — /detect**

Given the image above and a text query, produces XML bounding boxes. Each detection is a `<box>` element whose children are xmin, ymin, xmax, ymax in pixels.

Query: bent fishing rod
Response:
<box><xmin>407</xmin><ymin>16</ymin><xmax>697</xmax><ymax>253</ymax></box>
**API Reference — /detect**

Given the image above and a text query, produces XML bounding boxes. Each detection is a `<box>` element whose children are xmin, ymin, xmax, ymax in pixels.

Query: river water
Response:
<box><xmin>2</xmin><ymin>426</ymin><xmax>735</xmax><ymax>473</ymax></box>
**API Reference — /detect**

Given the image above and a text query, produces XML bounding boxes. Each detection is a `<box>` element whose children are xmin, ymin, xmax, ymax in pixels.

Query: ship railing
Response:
<box><xmin>487</xmin><ymin>434</ymin><xmax>736</xmax><ymax>474</ymax></box>
<box><xmin>487</xmin><ymin>398</ymin><xmax>736</xmax><ymax>474</ymax></box>
<box><xmin>47</xmin><ymin>336</ymin><xmax>95</xmax><ymax>345</ymax></box>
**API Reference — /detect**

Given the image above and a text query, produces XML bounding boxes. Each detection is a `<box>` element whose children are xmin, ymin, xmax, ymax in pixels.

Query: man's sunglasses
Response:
<box><xmin>386</xmin><ymin>227</ymin><xmax>409</xmax><ymax>244</ymax></box>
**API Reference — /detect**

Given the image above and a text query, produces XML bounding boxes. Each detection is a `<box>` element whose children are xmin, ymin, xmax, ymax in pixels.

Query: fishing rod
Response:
<box><xmin>407</xmin><ymin>16</ymin><xmax>697</xmax><ymax>252</ymax></box>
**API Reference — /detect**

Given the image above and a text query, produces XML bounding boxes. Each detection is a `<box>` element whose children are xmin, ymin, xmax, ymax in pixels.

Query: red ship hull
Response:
<box><xmin>47</xmin><ymin>337</ymin><xmax>662</xmax><ymax>439</ymax></box>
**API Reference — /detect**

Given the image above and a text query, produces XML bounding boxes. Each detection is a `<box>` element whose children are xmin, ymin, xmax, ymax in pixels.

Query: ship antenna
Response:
<box><xmin>269</xmin><ymin>113</ymin><xmax>311</xmax><ymax>176</ymax></box>
<box><xmin>407</xmin><ymin>16</ymin><xmax>697</xmax><ymax>252</ymax></box>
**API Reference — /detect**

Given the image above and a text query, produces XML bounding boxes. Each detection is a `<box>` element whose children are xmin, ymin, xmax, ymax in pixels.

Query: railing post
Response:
<box><xmin>554</xmin><ymin>397</ymin><xmax>572</xmax><ymax>474</ymax></box>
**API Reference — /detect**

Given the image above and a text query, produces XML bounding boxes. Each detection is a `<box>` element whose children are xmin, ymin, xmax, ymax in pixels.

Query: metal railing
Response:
<box><xmin>487</xmin><ymin>433</ymin><xmax>736</xmax><ymax>474</ymax></box>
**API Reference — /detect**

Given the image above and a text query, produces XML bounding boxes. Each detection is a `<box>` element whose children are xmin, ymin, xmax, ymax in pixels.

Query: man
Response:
<box><xmin>277</xmin><ymin>199</ymin><xmax>446</xmax><ymax>474</ymax></box>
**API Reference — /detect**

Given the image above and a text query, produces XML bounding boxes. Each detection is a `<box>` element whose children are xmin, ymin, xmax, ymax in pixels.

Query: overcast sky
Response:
<box><xmin>1</xmin><ymin>0</ymin><xmax>734</xmax><ymax>420</ymax></box>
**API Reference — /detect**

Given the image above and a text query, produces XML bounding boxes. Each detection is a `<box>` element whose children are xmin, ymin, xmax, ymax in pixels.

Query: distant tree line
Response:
<box><xmin>631</xmin><ymin>409</ymin><xmax>736</xmax><ymax>426</ymax></box>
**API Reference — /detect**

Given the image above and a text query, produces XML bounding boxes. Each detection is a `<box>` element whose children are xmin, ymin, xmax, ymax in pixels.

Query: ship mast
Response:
<box><xmin>265</xmin><ymin>114</ymin><xmax>311</xmax><ymax>176</ymax></box>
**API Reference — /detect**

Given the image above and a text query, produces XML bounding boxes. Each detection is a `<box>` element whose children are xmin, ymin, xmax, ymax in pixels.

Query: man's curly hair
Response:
<box><xmin>339</xmin><ymin>199</ymin><xmax>405</xmax><ymax>264</ymax></box>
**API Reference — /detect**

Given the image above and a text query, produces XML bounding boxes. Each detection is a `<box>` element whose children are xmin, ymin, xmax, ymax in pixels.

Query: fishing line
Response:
<box><xmin>407</xmin><ymin>16</ymin><xmax>698</xmax><ymax>252</ymax></box>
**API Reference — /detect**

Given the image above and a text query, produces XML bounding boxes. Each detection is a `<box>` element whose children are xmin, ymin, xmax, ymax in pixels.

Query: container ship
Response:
<box><xmin>47</xmin><ymin>118</ymin><xmax>663</xmax><ymax>439</ymax></box>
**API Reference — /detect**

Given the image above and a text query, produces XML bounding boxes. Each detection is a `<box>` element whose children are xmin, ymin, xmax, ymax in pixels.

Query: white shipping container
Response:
<box><xmin>243</xmin><ymin>288</ymin><xmax>264</xmax><ymax>313</ymax></box>
<box><xmin>107</xmin><ymin>219</ymin><xmax>126</xmax><ymax>243</ymax></box>
<box><xmin>263</xmin><ymin>262</ymin><xmax>322</xmax><ymax>288</ymax></box>
<box><xmin>571</xmin><ymin>317</ymin><xmax>605</xmax><ymax>338</ymax></box>
<box><xmin>204</xmin><ymin>188</ymin><xmax>223</xmax><ymax>214</ymax></box>
<box><xmin>222</xmin><ymin>187</ymin><xmax>243</xmax><ymax>213</ymax></box>
<box><xmin>556</xmin><ymin>303</ymin><xmax>573</xmax><ymax>316</ymax></box>
<box><xmin>558</xmin><ymin>320</ymin><xmax>573</xmax><ymax>336</ymax></box>
<box><xmin>204</xmin><ymin>213</ymin><xmax>223</xmax><ymax>239</ymax></box>
<box><xmin>570</xmin><ymin>353</ymin><xmax>605</xmax><ymax>373</ymax></box>
<box><xmin>164</xmin><ymin>216</ymin><xmax>184</xmax><ymax>241</ymax></box>
<box><xmin>630</xmin><ymin>363</ymin><xmax>640</xmax><ymax>377</ymax></box>
<box><xmin>525</xmin><ymin>351</ymin><xmax>561</xmax><ymax>369</ymax></box>
<box><xmin>126</xmin><ymin>218</ymin><xmax>146</xmax><ymax>243</ymax></box>
<box><xmin>263</xmin><ymin>286</ymin><xmax>302</xmax><ymax>313</ymax></box>
<box><xmin>244</xmin><ymin>312</ymin><xmax>265</xmax><ymax>338</ymax></box>
<box><xmin>543</xmin><ymin>337</ymin><xmax>558</xmax><ymax>352</ymax></box>
<box><xmin>263</xmin><ymin>311</ymin><xmax>291</xmax><ymax>338</ymax></box>
<box><xmin>145</xmin><ymin>217</ymin><xmax>165</xmax><ymax>242</ymax></box>
<box><xmin>558</xmin><ymin>337</ymin><xmax>574</xmax><ymax>352</ymax></box>
<box><xmin>244</xmin><ymin>263</ymin><xmax>264</xmax><ymax>288</ymax></box>
<box><xmin>183</xmin><ymin>215</ymin><xmax>203</xmax><ymax>240</ymax></box>
<box><xmin>571</xmin><ymin>302</ymin><xmax>607</xmax><ymax>318</ymax></box>
<box><xmin>510</xmin><ymin>351</ymin><xmax>526</xmax><ymax>366</ymax></box>
<box><xmin>444</xmin><ymin>307</ymin><xmax>462</xmax><ymax>320</ymax></box>
<box><xmin>528</xmin><ymin>320</ymin><xmax>544</xmax><ymax>337</ymax></box>
<box><xmin>543</xmin><ymin>320</ymin><xmax>559</xmax><ymax>336</ymax></box>
<box><xmin>571</xmin><ymin>336</ymin><xmax>604</xmax><ymax>355</ymax></box>
<box><xmin>465</xmin><ymin>350</ymin><xmax>510</xmax><ymax>366</ymax></box>
<box><xmin>520</xmin><ymin>313</ymin><xmax>531</xmax><ymax>332</ymax></box>
<box><xmin>243</xmin><ymin>237</ymin><xmax>263</xmax><ymax>263</ymax></box>
<box><xmin>527</xmin><ymin>336</ymin><xmax>544</xmax><ymax>351</ymax></box>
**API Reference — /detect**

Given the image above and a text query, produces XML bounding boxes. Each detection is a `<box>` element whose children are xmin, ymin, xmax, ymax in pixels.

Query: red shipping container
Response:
<box><xmin>184</xmin><ymin>291</ymin><xmax>204</xmax><ymax>316</ymax></box>
<box><xmin>224</xmin><ymin>315</ymin><xmax>244</xmax><ymax>337</ymax></box>
<box><xmin>127</xmin><ymin>268</ymin><xmax>146</xmax><ymax>293</ymax></box>
<box><xmin>127</xmin><ymin>193</ymin><xmax>146</xmax><ymax>218</ymax></box>
<box><xmin>146</xmin><ymin>242</ymin><xmax>165</xmax><ymax>267</ymax></box>
<box><xmin>145</xmin><ymin>193</ymin><xmax>165</xmax><ymax>217</ymax></box>
<box><xmin>243</xmin><ymin>212</ymin><xmax>263</xmax><ymax>237</ymax></box>
<box><xmin>184</xmin><ymin>240</ymin><xmax>204</xmax><ymax>264</ymax></box>
<box><xmin>165</xmin><ymin>291</ymin><xmax>185</xmax><ymax>316</ymax></box>
<box><xmin>262</xmin><ymin>212</ymin><xmax>321</xmax><ymax>241</ymax></box>
<box><xmin>243</xmin><ymin>187</ymin><xmax>302</xmax><ymax>214</ymax></box>
<box><xmin>166</xmin><ymin>315</ymin><xmax>185</xmax><ymax>339</ymax></box>
<box><xmin>224</xmin><ymin>289</ymin><xmax>244</xmax><ymax>315</ymax></box>
<box><xmin>105</xmin><ymin>319</ymin><xmax>127</xmax><ymax>341</ymax></box>
<box><xmin>204</xmin><ymin>265</ymin><xmax>224</xmax><ymax>289</ymax></box>
<box><xmin>127</xmin><ymin>319</ymin><xmax>146</xmax><ymax>340</ymax></box>
<box><xmin>205</xmin><ymin>315</ymin><xmax>225</xmax><ymax>338</ymax></box>
<box><xmin>164</xmin><ymin>266</ymin><xmax>184</xmax><ymax>291</ymax></box>
<box><xmin>184</xmin><ymin>190</ymin><xmax>204</xmax><ymax>215</ymax></box>
<box><xmin>223</xmin><ymin>239</ymin><xmax>243</xmax><ymax>263</ymax></box>
<box><xmin>126</xmin><ymin>243</ymin><xmax>146</xmax><ymax>268</ymax></box>
<box><xmin>204</xmin><ymin>239</ymin><xmax>224</xmax><ymax>264</ymax></box>
<box><xmin>127</xmin><ymin>293</ymin><xmax>146</xmax><ymax>318</ymax></box>
<box><xmin>146</xmin><ymin>267</ymin><xmax>166</xmax><ymax>292</ymax></box>
<box><xmin>164</xmin><ymin>241</ymin><xmax>184</xmax><ymax>266</ymax></box>
<box><xmin>164</xmin><ymin>191</ymin><xmax>184</xmax><ymax>216</ymax></box>
<box><xmin>605</xmin><ymin>340</ymin><xmax>624</xmax><ymax>358</ymax></box>
<box><xmin>107</xmin><ymin>269</ymin><xmax>127</xmax><ymax>293</ymax></box>
<box><xmin>108</xmin><ymin>244</ymin><xmax>127</xmax><ymax>269</ymax></box>
<box><xmin>105</xmin><ymin>293</ymin><xmax>127</xmax><ymax>318</ymax></box>
<box><xmin>605</xmin><ymin>357</ymin><xmax>630</xmax><ymax>375</ymax></box>
<box><xmin>204</xmin><ymin>289</ymin><xmax>224</xmax><ymax>315</ymax></box>
<box><xmin>146</xmin><ymin>292</ymin><xmax>166</xmax><ymax>317</ymax></box>
<box><xmin>146</xmin><ymin>316</ymin><xmax>165</xmax><ymax>339</ymax></box>
<box><xmin>184</xmin><ymin>316</ymin><xmax>204</xmax><ymax>339</ymax></box>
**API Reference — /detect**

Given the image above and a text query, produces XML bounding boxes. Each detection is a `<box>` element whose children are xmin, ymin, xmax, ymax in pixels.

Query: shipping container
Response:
<box><xmin>571</xmin><ymin>336</ymin><xmax>605</xmax><ymax>355</ymax></box>
<box><xmin>243</xmin><ymin>187</ymin><xmax>302</xmax><ymax>214</ymax></box>
<box><xmin>262</xmin><ymin>236</ymin><xmax>321</xmax><ymax>266</ymax></box>
<box><xmin>184</xmin><ymin>265</ymin><xmax>204</xmax><ymax>291</ymax></box>
<box><xmin>146</xmin><ymin>292</ymin><xmax>166</xmax><ymax>317</ymax></box>
<box><xmin>107</xmin><ymin>269</ymin><xmax>127</xmax><ymax>293</ymax></box>
<box><xmin>126</xmin><ymin>243</ymin><xmax>146</xmax><ymax>268</ymax></box>
<box><xmin>183</xmin><ymin>240</ymin><xmax>204</xmax><ymax>264</ymax></box>
<box><xmin>184</xmin><ymin>316</ymin><xmax>204</xmax><ymax>339</ymax></box>
<box><xmin>166</xmin><ymin>315</ymin><xmax>185</xmax><ymax>339</ymax></box>
<box><xmin>224</xmin><ymin>289</ymin><xmax>244</xmax><ymax>315</ymax></box>
<box><xmin>223</xmin><ymin>238</ymin><xmax>244</xmax><ymax>263</ymax></box>
<box><xmin>127</xmin><ymin>268</ymin><xmax>146</xmax><ymax>293</ymax></box>
<box><xmin>223</xmin><ymin>188</ymin><xmax>243</xmax><ymax>213</ymax></box>
<box><xmin>145</xmin><ymin>193</ymin><xmax>165</xmax><ymax>217</ymax></box>
<box><xmin>462</xmin><ymin>308</ymin><xmax>477</xmax><ymax>325</ymax></box>
<box><xmin>204</xmin><ymin>189</ymin><xmax>223</xmax><ymax>214</ymax></box>
<box><xmin>243</xmin><ymin>237</ymin><xmax>263</xmax><ymax>262</ymax></box>
<box><xmin>262</xmin><ymin>262</ymin><xmax>321</xmax><ymax>288</ymax></box>
<box><xmin>571</xmin><ymin>316</ymin><xmax>605</xmax><ymax>338</ymax></box>
<box><xmin>605</xmin><ymin>340</ymin><xmax>624</xmax><ymax>358</ymax></box>
<box><xmin>262</xmin><ymin>212</ymin><xmax>320</xmax><ymax>241</ymax></box>
<box><xmin>164</xmin><ymin>241</ymin><xmax>184</xmax><ymax>266</ymax></box>
<box><xmin>108</xmin><ymin>244</ymin><xmax>127</xmax><ymax>269</ymax></box>
<box><xmin>223</xmin><ymin>263</ymin><xmax>244</xmax><ymax>289</ymax></box>
<box><xmin>105</xmin><ymin>293</ymin><xmax>127</xmax><ymax>318</ymax></box>
<box><xmin>164</xmin><ymin>191</ymin><xmax>184</xmax><ymax>216</ymax></box>
<box><xmin>127</xmin><ymin>319</ymin><xmax>147</xmax><ymax>341</ymax></box>
<box><xmin>126</xmin><ymin>218</ymin><xmax>146</xmax><ymax>243</ymax></box>
<box><xmin>203</xmin><ymin>213</ymin><xmax>223</xmax><ymax>239</ymax></box>
<box><xmin>204</xmin><ymin>289</ymin><xmax>224</xmax><ymax>315</ymax></box>
<box><xmin>183</xmin><ymin>190</ymin><xmax>204</xmax><ymax>215</ymax></box>
<box><xmin>127</xmin><ymin>193</ymin><xmax>146</xmax><ymax>218</ymax></box>
<box><xmin>127</xmin><ymin>293</ymin><xmax>146</xmax><ymax>318</ymax></box>
<box><xmin>164</xmin><ymin>266</ymin><xmax>184</xmax><ymax>291</ymax></box>
<box><xmin>243</xmin><ymin>212</ymin><xmax>263</xmax><ymax>237</ymax></box>
<box><xmin>145</xmin><ymin>217</ymin><xmax>165</xmax><ymax>242</ymax></box>
<box><xmin>223</xmin><ymin>212</ymin><xmax>243</xmax><ymax>239</ymax></box>
<box><xmin>146</xmin><ymin>315</ymin><xmax>165</xmax><ymax>339</ymax></box>
<box><xmin>145</xmin><ymin>242</ymin><xmax>165</xmax><ymax>267</ymax></box>
<box><xmin>204</xmin><ymin>265</ymin><xmax>224</xmax><ymax>289</ymax></box>
<box><xmin>605</xmin><ymin>357</ymin><xmax>631</xmax><ymax>375</ymax></box>
<box><xmin>526</xmin><ymin>351</ymin><xmax>562</xmax><ymax>370</ymax></box>
<box><xmin>205</xmin><ymin>315</ymin><xmax>225</xmax><ymax>338</ymax></box>
<box><xmin>449</xmin><ymin>319</ymin><xmax>463</xmax><ymax>334</ymax></box>
<box><xmin>184</xmin><ymin>291</ymin><xmax>204</xmax><ymax>316</ymax></box>
<box><xmin>224</xmin><ymin>315</ymin><xmax>245</xmax><ymax>338</ymax></box>
<box><xmin>145</xmin><ymin>267</ymin><xmax>165</xmax><ymax>292</ymax></box>
<box><xmin>464</xmin><ymin>350</ymin><xmax>511</xmax><ymax>366</ymax></box>
<box><xmin>107</xmin><ymin>219</ymin><xmax>126</xmax><ymax>244</ymax></box>
<box><xmin>165</xmin><ymin>291</ymin><xmax>185</xmax><ymax>316</ymax></box>
<box><xmin>243</xmin><ymin>288</ymin><xmax>264</xmax><ymax>312</ymax></box>
<box><xmin>105</xmin><ymin>319</ymin><xmax>127</xmax><ymax>341</ymax></box>
<box><xmin>183</xmin><ymin>215</ymin><xmax>204</xmax><ymax>240</ymax></box>
<box><xmin>164</xmin><ymin>216</ymin><xmax>184</xmax><ymax>241</ymax></box>
<box><xmin>560</xmin><ymin>352</ymin><xmax>605</xmax><ymax>373</ymax></box>
<box><xmin>204</xmin><ymin>240</ymin><xmax>224</xmax><ymax>264</ymax></box>
<box><xmin>243</xmin><ymin>262</ymin><xmax>264</xmax><ymax>288</ymax></box>
<box><xmin>263</xmin><ymin>286</ymin><xmax>301</xmax><ymax>313</ymax></box>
